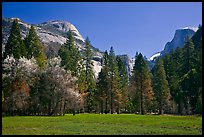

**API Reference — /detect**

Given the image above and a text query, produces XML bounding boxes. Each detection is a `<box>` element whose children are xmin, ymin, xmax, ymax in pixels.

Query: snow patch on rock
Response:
<box><xmin>181</xmin><ymin>27</ymin><xmax>198</xmax><ymax>32</ymax></box>
<box><xmin>149</xmin><ymin>52</ymin><xmax>161</xmax><ymax>61</ymax></box>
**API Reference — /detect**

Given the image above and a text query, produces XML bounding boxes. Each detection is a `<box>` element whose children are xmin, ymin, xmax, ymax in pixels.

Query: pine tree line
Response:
<box><xmin>162</xmin><ymin>27</ymin><xmax>202</xmax><ymax>115</ymax></box>
<box><xmin>3</xmin><ymin>19</ymin><xmax>47</xmax><ymax>68</ymax></box>
<box><xmin>2</xmin><ymin>19</ymin><xmax>202</xmax><ymax>116</ymax></box>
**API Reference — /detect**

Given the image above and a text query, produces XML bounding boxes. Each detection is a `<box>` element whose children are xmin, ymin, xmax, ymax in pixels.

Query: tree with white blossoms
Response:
<box><xmin>29</xmin><ymin>57</ymin><xmax>82</xmax><ymax>116</ymax></box>
<box><xmin>2</xmin><ymin>56</ymin><xmax>82</xmax><ymax>116</ymax></box>
<box><xmin>2</xmin><ymin>55</ymin><xmax>39</xmax><ymax>115</ymax></box>
<box><xmin>46</xmin><ymin>57</ymin><xmax>82</xmax><ymax>116</ymax></box>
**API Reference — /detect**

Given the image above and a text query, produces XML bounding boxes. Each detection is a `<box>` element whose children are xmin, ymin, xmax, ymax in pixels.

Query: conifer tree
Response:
<box><xmin>179</xmin><ymin>37</ymin><xmax>195</xmax><ymax>114</ymax></box>
<box><xmin>162</xmin><ymin>53</ymin><xmax>179</xmax><ymax>114</ymax></box>
<box><xmin>129</xmin><ymin>52</ymin><xmax>140</xmax><ymax>113</ymax></box>
<box><xmin>24</xmin><ymin>25</ymin><xmax>47</xmax><ymax>69</ymax></box>
<box><xmin>116</xmin><ymin>56</ymin><xmax>128</xmax><ymax>113</ymax></box>
<box><xmin>179</xmin><ymin>37</ymin><xmax>201</xmax><ymax>114</ymax></box>
<box><xmin>102</xmin><ymin>50</ymin><xmax>111</xmax><ymax>114</ymax></box>
<box><xmin>58</xmin><ymin>31</ymin><xmax>82</xmax><ymax>114</ymax></box>
<box><xmin>171</xmin><ymin>48</ymin><xmax>184</xmax><ymax>114</ymax></box>
<box><xmin>153</xmin><ymin>58</ymin><xmax>171</xmax><ymax>114</ymax></box>
<box><xmin>180</xmin><ymin>36</ymin><xmax>195</xmax><ymax>75</ymax></box>
<box><xmin>193</xmin><ymin>39</ymin><xmax>202</xmax><ymax>114</ymax></box>
<box><xmin>108</xmin><ymin>47</ymin><xmax>120</xmax><ymax>114</ymax></box>
<box><xmin>162</xmin><ymin>32</ymin><xmax>202</xmax><ymax>115</ymax></box>
<box><xmin>96</xmin><ymin>68</ymin><xmax>108</xmax><ymax>114</ymax></box>
<box><xmin>82</xmin><ymin>37</ymin><xmax>96</xmax><ymax>113</ymax></box>
<box><xmin>131</xmin><ymin>53</ymin><xmax>153</xmax><ymax>115</ymax></box>
<box><xmin>189</xmin><ymin>29</ymin><xmax>202</xmax><ymax>114</ymax></box>
<box><xmin>3</xmin><ymin>19</ymin><xmax>26</xmax><ymax>59</ymax></box>
<box><xmin>58</xmin><ymin>30</ymin><xmax>81</xmax><ymax>76</ymax></box>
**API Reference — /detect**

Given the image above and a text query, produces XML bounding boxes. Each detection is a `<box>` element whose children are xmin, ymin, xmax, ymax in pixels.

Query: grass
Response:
<box><xmin>2</xmin><ymin>114</ymin><xmax>202</xmax><ymax>135</ymax></box>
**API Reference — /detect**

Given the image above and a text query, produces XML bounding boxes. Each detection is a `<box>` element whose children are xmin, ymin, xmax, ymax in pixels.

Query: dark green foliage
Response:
<box><xmin>152</xmin><ymin>58</ymin><xmax>171</xmax><ymax>114</ymax></box>
<box><xmin>96</xmin><ymin>68</ymin><xmax>109</xmax><ymax>114</ymax></box>
<box><xmin>162</xmin><ymin>51</ymin><xmax>181</xmax><ymax>114</ymax></box>
<box><xmin>101</xmin><ymin>50</ymin><xmax>111</xmax><ymax>114</ymax></box>
<box><xmin>116</xmin><ymin>56</ymin><xmax>129</xmax><ymax>112</ymax></box>
<box><xmin>3</xmin><ymin>19</ymin><xmax>26</xmax><ymax>59</ymax></box>
<box><xmin>130</xmin><ymin>53</ymin><xmax>153</xmax><ymax>114</ymax></box>
<box><xmin>108</xmin><ymin>47</ymin><xmax>120</xmax><ymax>114</ymax></box>
<box><xmin>58</xmin><ymin>30</ymin><xmax>81</xmax><ymax>76</ymax></box>
<box><xmin>162</xmin><ymin>31</ymin><xmax>202</xmax><ymax>115</ymax></box>
<box><xmin>82</xmin><ymin>37</ymin><xmax>96</xmax><ymax>113</ymax></box>
<box><xmin>29</xmin><ymin>73</ymin><xmax>51</xmax><ymax>115</ymax></box>
<box><xmin>2</xmin><ymin>18</ymin><xmax>202</xmax><ymax>116</ymax></box>
<box><xmin>116</xmin><ymin>56</ymin><xmax>128</xmax><ymax>90</ymax></box>
<box><xmin>24</xmin><ymin>26</ymin><xmax>47</xmax><ymax>69</ymax></box>
<box><xmin>84</xmin><ymin>37</ymin><xmax>95</xmax><ymax>86</ymax></box>
<box><xmin>96</xmin><ymin>48</ymin><xmax>123</xmax><ymax>114</ymax></box>
<box><xmin>180</xmin><ymin>36</ymin><xmax>195</xmax><ymax>74</ymax></box>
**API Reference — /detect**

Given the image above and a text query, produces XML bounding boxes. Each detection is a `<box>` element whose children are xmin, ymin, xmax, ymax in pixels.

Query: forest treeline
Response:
<box><xmin>2</xmin><ymin>19</ymin><xmax>202</xmax><ymax>116</ymax></box>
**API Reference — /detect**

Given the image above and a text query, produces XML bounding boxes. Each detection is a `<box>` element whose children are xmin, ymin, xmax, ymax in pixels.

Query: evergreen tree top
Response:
<box><xmin>64</xmin><ymin>30</ymin><xmax>75</xmax><ymax>49</ymax></box>
<box><xmin>3</xmin><ymin>18</ymin><xmax>26</xmax><ymax>59</ymax></box>
<box><xmin>85</xmin><ymin>37</ymin><xmax>90</xmax><ymax>44</ymax></box>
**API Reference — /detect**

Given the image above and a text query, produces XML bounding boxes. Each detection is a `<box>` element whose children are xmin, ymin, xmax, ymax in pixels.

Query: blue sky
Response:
<box><xmin>2</xmin><ymin>2</ymin><xmax>202</xmax><ymax>58</ymax></box>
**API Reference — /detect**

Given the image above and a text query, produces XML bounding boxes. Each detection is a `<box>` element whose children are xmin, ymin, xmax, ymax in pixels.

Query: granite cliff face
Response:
<box><xmin>2</xmin><ymin>18</ymin><xmax>103</xmax><ymax>56</ymax></box>
<box><xmin>147</xmin><ymin>27</ymin><xmax>198</xmax><ymax>69</ymax></box>
<box><xmin>161</xmin><ymin>27</ymin><xmax>197</xmax><ymax>56</ymax></box>
<box><xmin>2</xmin><ymin>17</ymin><xmax>198</xmax><ymax>76</ymax></box>
<box><xmin>2</xmin><ymin>18</ymin><xmax>103</xmax><ymax>78</ymax></box>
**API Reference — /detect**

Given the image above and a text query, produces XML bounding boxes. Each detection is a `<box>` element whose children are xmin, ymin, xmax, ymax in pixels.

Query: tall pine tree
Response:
<box><xmin>131</xmin><ymin>53</ymin><xmax>153</xmax><ymax>115</ymax></box>
<box><xmin>179</xmin><ymin>36</ymin><xmax>195</xmax><ymax>114</ymax></box>
<box><xmin>58</xmin><ymin>30</ymin><xmax>81</xmax><ymax>76</ymax></box>
<box><xmin>82</xmin><ymin>37</ymin><xmax>96</xmax><ymax>113</ymax></box>
<box><xmin>108</xmin><ymin>47</ymin><xmax>120</xmax><ymax>114</ymax></box>
<box><xmin>3</xmin><ymin>19</ymin><xmax>26</xmax><ymax>59</ymax></box>
<box><xmin>102</xmin><ymin>50</ymin><xmax>111</xmax><ymax>114</ymax></box>
<box><xmin>24</xmin><ymin>25</ymin><xmax>47</xmax><ymax>69</ymax></box>
<box><xmin>96</xmin><ymin>68</ymin><xmax>108</xmax><ymax>114</ymax></box>
<box><xmin>116</xmin><ymin>56</ymin><xmax>129</xmax><ymax>113</ymax></box>
<box><xmin>179</xmin><ymin>36</ymin><xmax>202</xmax><ymax>114</ymax></box>
<box><xmin>162</xmin><ymin>52</ymin><xmax>180</xmax><ymax>114</ymax></box>
<box><xmin>153</xmin><ymin>58</ymin><xmax>171</xmax><ymax>114</ymax></box>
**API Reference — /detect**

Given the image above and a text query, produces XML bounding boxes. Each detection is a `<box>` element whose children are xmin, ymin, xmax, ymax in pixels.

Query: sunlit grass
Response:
<box><xmin>2</xmin><ymin>114</ymin><xmax>202</xmax><ymax>135</ymax></box>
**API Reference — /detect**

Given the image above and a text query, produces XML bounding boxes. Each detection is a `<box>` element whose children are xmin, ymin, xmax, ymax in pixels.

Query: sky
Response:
<box><xmin>2</xmin><ymin>2</ymin><xmax>202</xmax><ymax>58</ymax></box>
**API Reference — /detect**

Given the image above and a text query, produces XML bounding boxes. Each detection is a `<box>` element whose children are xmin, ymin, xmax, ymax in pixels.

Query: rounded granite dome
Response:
<box><xmin>40</xmin><ymin>20</ymin><xmax>77</xmax><ymax>32</ymax></box>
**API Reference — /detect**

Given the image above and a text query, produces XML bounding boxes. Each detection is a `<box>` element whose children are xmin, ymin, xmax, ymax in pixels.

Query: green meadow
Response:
<box><xmin>2</xmin><ymin>114</ymin><xmax>202</xmax><ymax>135</ymax></box>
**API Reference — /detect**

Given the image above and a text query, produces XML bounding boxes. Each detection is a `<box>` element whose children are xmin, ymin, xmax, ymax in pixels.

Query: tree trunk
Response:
<box><xmin>73</xmin><ymin>107</ymin><xmax>76</xmax><ymax>116</ymax></box>
<box><xmin>140</xmin><ymin>69</ymin><xmax>145</xmax><ymax>115</ymax></box>
<box><xmin>110</xmin><ymin>91</ymin><xmax>113</xmax><ymax>114</ymax></box>
<box><xmin>117</xmin><ymin>101</ymin><xmax>120</xmax><ymax>114</ymax></box>
<box><xmin>105</xmin><ymin>93</ymin><xmax>108</xmax><ymax>114</ymax></box>
<box><xmin>63</xmin><ymin>100</ymin><xmax>67</xmax><ymax>116</ymax></box>
<box><xmin>100</xmin><ymin>100</ymin><xmax>103</xmax><ymax>114</ymax></box>
<box><xmin>159</xmin><ymin>101</ymin><xmax>163</xmax><ymax>115</ymax></box>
